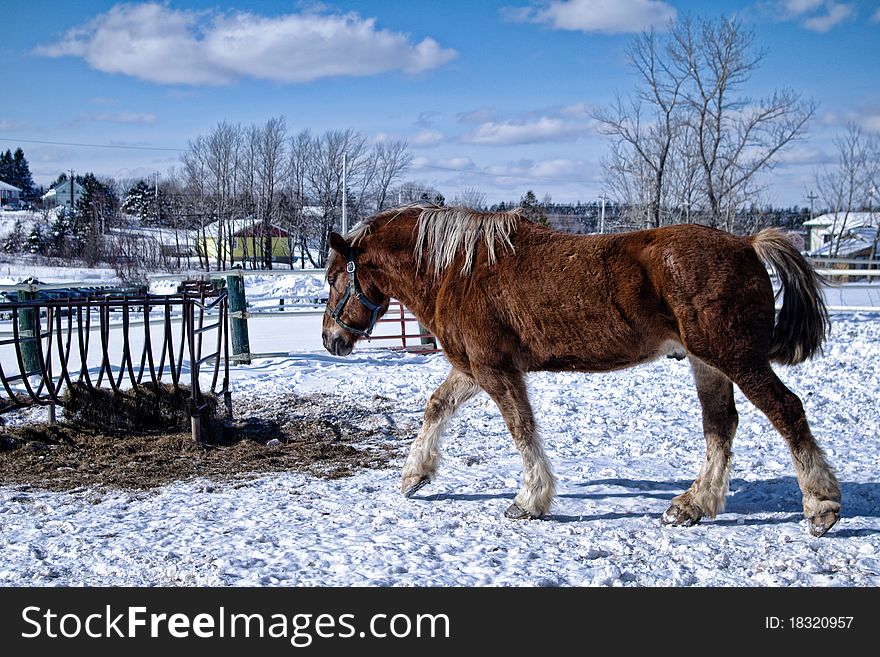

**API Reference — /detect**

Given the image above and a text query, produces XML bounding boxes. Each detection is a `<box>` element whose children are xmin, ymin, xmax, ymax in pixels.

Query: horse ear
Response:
<box><xmin>329</xmin><ymin>232</ymin><xmax>349</xmax><ymax>255</ymax></box>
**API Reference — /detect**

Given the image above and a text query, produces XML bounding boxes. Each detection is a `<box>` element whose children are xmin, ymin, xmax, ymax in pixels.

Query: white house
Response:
<box><xmin>803</xmin><ymin>212</ymin><xmax>879</xmax><ymax>254</ymax></box>
<box><xmin>42</xmin><ymin>179</ymin><xmax>85</xmax><ymax>210</ymax></box>
<box><xmin>0</xmin><ymin>180</ymin><xmax>21</xmax><ymax>207</ymax></box>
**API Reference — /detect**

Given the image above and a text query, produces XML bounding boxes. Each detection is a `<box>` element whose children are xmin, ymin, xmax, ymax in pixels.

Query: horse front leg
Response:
<box><xmin>401</xmin><ymin>367</ymin><xmax>481</xmax><ymax>497</ymax></box>
<box><xmin>474</xmin><ymin>368</ymin><xmax>556</xmax><ymax>519</ymax></box>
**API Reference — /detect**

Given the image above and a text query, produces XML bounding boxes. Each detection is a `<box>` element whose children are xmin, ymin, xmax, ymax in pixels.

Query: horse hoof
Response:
<box><xmin>661</xmin><ymin>505</ymin><xmax>701</xmax><ymax>527</ymax></box>
<box><xmin>808</xmin><ymin>510</ymin><xmax>840</xmax><ymax>538</ymax></box>
<box><xmin>504</xmin><ymin>503</ymin><xmax>538</xmax><ymax>520</ymax></box>
<box><xmin>402</xmin><ymin>476</ymin><xmax>430</xmax><ymax>498</ymax></box>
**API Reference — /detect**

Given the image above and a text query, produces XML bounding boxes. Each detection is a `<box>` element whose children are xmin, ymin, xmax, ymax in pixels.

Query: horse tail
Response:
<box><xmin>749</xmin><ymin>228</ymin><xmax>829</xmax><ymax>366</ymax></box>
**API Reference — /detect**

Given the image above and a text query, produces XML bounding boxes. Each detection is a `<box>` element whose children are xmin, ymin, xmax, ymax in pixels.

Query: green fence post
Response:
<box><xmin>17</xmin><ymin>285</ymin><xmax>40</xmax><ymax>374</ymax></box>
<box><xmin>226</xmin><ymin>269</ymin><xmax>251</xmax><ymax>365</ymax></box>
<box><xmin>418</xmin><ymin>322</ymin><xmax>437</xmax><ymax>349</ymax></box>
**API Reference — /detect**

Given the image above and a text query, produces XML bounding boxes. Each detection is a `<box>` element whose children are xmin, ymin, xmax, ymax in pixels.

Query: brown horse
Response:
<box><xmin>321</xmin><ymin>204</ymin><xmax>840</xmax><ymax>537</ymax></box>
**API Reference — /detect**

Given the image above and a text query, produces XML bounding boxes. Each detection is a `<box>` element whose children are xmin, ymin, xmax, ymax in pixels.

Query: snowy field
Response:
<box><xmin>0</xmin><ymin>308</ymin><xmax>878</xmax><ymax>587</ymax></box>
<box><xmin>1</xmin><ymin>261</ymin><xmax>879</xmax><ymax>587</ymax></box>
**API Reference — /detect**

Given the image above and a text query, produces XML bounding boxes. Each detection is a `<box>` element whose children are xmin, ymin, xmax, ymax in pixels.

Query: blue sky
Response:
<box><xmin>2</xmin><ymin>0</ymin><xmax>879</xmax><ymax>207</ymax></box>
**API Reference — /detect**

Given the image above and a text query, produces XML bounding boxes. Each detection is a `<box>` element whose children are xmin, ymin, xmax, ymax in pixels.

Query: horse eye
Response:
<box><xmin>328</xmin><ymin>275</ymin><xmax>336</xmax><ymax>286</ymax></box>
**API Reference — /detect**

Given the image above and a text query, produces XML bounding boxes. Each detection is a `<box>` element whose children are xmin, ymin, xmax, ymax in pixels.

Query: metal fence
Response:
<box><xmin>151</xmin><ymin>268</ymin><xmax>441</xmax><ymax>359</ymax></box>
<box><xmin>0</xmin><ymin>285</ymin><xmax>229</xmax><ymax>441</ymax></box>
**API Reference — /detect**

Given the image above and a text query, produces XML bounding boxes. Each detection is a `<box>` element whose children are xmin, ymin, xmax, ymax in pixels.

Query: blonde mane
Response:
<box><xmin>413</xmin><ymin>205</ymin><xmax>519</xmax><ymax>276</ymax></box>
<box><xmin>332</xmin><ymin>204</ymin><xmax>520</xmax><ymax>276</ymax></box>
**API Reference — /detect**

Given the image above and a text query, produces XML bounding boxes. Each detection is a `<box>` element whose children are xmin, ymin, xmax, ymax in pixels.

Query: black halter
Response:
<box><xmin>324</xmin><ymin>248</ymin><xmax>383</xmax><ymax>339</ymax></box>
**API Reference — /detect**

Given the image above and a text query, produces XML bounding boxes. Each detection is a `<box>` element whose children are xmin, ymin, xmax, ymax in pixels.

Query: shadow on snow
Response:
<box><xmin>411</xmin><ymin>477</ymin><xmax>880</xmax><ymax>534</ymax></box>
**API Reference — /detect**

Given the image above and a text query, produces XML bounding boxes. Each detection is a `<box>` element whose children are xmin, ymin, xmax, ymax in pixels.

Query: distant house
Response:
<box><xmin>804</xmin><ymin>212</ymin><xmax>879</xmax><ymax>255</ymax></box>
<box><xmin>197</xmin><ymin>218</ymin><xmax>295</xmax><ymax>264</ymax></box>
<box><xmin>198</xmin><ymin>208</ymin><xmax>324</xmax><ymax>264</ymax></box>
<box><xmin>0</xmin><ymin>180</ymin><xmax>22</xmax><ymax>207</ymax></box>
<box><xmin>42</xmin><ymin>179</ymin><xmax>85</xmax><ymax>210</ymax></box>
<box><xmin>808</xmin><ymin>224</ymin><xmax>879</xmax><ymax>259</ymax></box>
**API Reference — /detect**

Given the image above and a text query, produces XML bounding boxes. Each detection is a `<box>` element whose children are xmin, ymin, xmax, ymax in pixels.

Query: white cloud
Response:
<box><xmin>412</xmin><ymin>156</ymin><xmax>477</xmax><ymax>172</ymax></box>
<box><xmin>35</xmin><ymin>3</ymin><xmax>456</xmax><ymax>85</ymax></box>
<box><xmin>507</xmin><ymin>0</ymin><xmax>676</xmax><ymax>34</ymax></box>
<box><xmin>0</xmin><ymin>118</ymin><xmax>30</xmax><ymax>131</ymax></box>
<box><xmin>93</xmin><ymin>112</ymin><xmax>158</xmax><ymax>125</ymax></box>
<box><xmin>781</xmin><ymin>0</ymin><xmax>825</xmax><ymax>13</ymax></box>
<box><xmin>410</xmin><ymin>129</ymin><xmax>445</xmax><ymax>146</ymax></box>
<box><xmin>485</xmin><ymin>158</ymin><xmax>589</xmax><ymax>180</ymax></box>
<box><xmin>801</xmin><ymin>3</ymin><xmax>855</xmax><ymax>31</ymax></box>
<box><xmin>771</xmin><ymin>146</ymin><xmax>830</xmax><ymax>165</ymax></box>
<box><xmin>771</xmin><ymin>0</ymin><xmax>855</xmax><ymax>32</ymax></box>
<box><xmin>873</xmin><ymin>7</ymin><xmax>880</xmax><ymax>22</ymax></box>
<box><xmin>456</xmin><ymin>107</ymin><xmax>498</xmax><ymax>124</ymax></box>
<box><xmin>459</xmin><ymin>113</ymin><xmax>596</xmax><ymax>145</ymax></box>
<box><xmin>822</xmin><ymin>107</ymin><xmax>880</xmax><ymax>134</ymax></box>
<box><xmin>861</xmin><ymin>113</ymin><xmax>880</xmax><ymax>133</ymax></box>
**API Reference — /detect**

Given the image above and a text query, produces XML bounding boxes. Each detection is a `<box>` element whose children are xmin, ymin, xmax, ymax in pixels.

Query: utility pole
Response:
<box><xmin>599</xmin><ymin>192</ymin><xmax>608</xmax><ymax>234</ymax></box>
<box><xmin>341</xmin><ymin>152</ymin><xmax>348</xmax><ymax>235</ymax></box>
<box><xmin>806</xmin><ymin>190</ymin><xmax>818</xmax><ymax>220</ymax></box>
<box><xmin>69</xmin><ymin>168</ymin><xmax>75</xmax><ymax>210</ymax></box>
<box><xmin>155</xmin><ymin>171</ymin><xmax>160</xmax><ymax>225</ymax></box>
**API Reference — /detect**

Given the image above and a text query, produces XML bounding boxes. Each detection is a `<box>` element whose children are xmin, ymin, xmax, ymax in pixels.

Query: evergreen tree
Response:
<box><xmin>520</xmin><ymin>190</ymin><xmax>549</xmax><ymax>226</ymax></box>
<box><xmin>25</xmin><ymin>223</ymin><xmax>47</xmax><ymax>255</ymax></box>
<box><xmin>0</xmin><ymin>150</ymin><xmax>12</xmax><ymax>184</ymax></box>
<box><xmin>2</xmin><ymin>217</ymin><xmax>25</xmax><ymax>254</ymax></box>
<box><xmin>49</xmin><ymin>208</ymin><xmax>74</xmax><ymax>256</ymax></box>
<box><xmin>11</xmin><ymin>148</ymin><xmax>36</xmax><ymax>201</ymax></box>
<box><xmin>0</xmin><ymin>148</ymin><xmax>37</xmax><ymax>202</ymax></box>
<box><xmin>122</xmin><ymin>179</ymin><xmax>167</xmax><ymax>224</ymax></box>
<box><xmin>76</xmin><ymin>173</ymin><xmax>118</xmax><ymax>230</ymax></box>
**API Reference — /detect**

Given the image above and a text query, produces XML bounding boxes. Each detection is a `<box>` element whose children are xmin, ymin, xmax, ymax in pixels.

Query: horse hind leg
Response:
<box><xmin>401</xmin><ymin>367</ymin><xmax>481</xmax><ymax>497</ymax></box>
<box><xmin>732</xmin><ymin>364</ymin><xmax>840</xmax><ymax>537</ymax></box>
<box><xmin>663</xmin><ymin>358</ymin><xmax>737</xmax><ymax>528</ymax></box>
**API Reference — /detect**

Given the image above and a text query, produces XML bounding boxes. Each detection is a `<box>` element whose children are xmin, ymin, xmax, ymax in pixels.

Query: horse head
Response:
<box><xmin>322</xmin><ymin>231</ymin><xmax>390</xmax><ymax>356</ymax></box>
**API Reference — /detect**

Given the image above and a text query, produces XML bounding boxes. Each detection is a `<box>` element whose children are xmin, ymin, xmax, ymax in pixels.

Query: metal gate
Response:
<box><xmin>0</xmin><ymin>286</ymin><xmax>229</xmax><ymax>441</ymax></box>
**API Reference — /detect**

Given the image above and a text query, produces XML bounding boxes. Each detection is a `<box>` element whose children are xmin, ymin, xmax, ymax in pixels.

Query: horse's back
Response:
<box><xmin>489</xmin><ymin>222</ymin><xmax>776</xmax><ymax>372</ymax></box>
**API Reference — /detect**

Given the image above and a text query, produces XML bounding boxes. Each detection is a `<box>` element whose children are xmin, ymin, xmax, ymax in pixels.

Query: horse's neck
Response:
<box><xmin>369</xmin><ymin>223</ymin><xmax>439</xmax><ymax>322</ymax></box>
<box><xmin>376</xmin><ymin>249</ymin><xmax>438</xmax><ymax>321</ymax></box>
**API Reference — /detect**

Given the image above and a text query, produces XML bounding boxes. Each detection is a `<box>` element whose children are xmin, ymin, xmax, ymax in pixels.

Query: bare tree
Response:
<box><xmin>255</xmin><ymin>116</ymin><xmax>288</xmax><ymax>268</ymax></box>
<box><xmin>816</xmin><ymin>123</ymin><xmax>879</xmax><ymax>257</ymax></box>
<box><xmin>205</xmin><ymin>121</ymin><xmax>241</xmax><ymax>270</ymax></box>
<box><xmin>285</xmin><ymin>129</ymin><xmax>313</xmax><ymax>268</ymax></box>
<box><xmin>391</xmin><ymin>181</ymin><xmax>445</xmax><ymax>206</ymax></box>
<box><xmin>372</xmin><ymin>139</ymin><xmax>413</xmax><ymax>210</ymax></box>
<box><xmin>180</xmin><ymin>135</ymin><xmax>211</xmax><ymax>269</ymax></box>
<box><xmin>671</xmin><ymin>16</ymin><xmax>815</xmax><ymax>228</ymax></box>
<box><xmin>180</xmin><ymin>122</ymin><xmax>411</xmax><ymax>269</ymax></box>
<box><xmin>596</xmin><ymin>15</ymin><xmax>815</xmax><ymax>230</ymax></box>
<box><xmin>452</xmin><ymin>186</ymin><xmax>487</xmax><ymax>209</ymax></box>
<box><xmin>305</xmin><ymin>129</ymin><xmax>370</xmax><ymax>266</ymax></box>
<box><xmin>594</xmin><ymin>29</ymin><xmax>687</xmax><ymax>228</ymax></box>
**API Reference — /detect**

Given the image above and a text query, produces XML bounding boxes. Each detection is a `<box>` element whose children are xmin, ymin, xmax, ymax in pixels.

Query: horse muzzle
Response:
<box><xmin>322</xmin><ymin>330</ymin><xmax>354</xmax><ymax>357</ymax></box>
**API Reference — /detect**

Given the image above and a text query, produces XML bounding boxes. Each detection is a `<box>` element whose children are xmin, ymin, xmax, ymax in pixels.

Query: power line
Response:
<box><xmin>0</xmin><ymin>136</ymin><xmax>184</xmax><ymax>152</ymax></box>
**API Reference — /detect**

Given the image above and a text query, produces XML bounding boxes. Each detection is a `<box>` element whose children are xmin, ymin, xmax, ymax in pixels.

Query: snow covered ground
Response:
<box><xmin>1</xmin><ymin>260</ymin><xmax>879</xmax><ymax>587</ymax></box>
<box><xmin>1</xmin><ymin>308</ymin><xmax>878</xmax><ymax>587</ymax></box>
